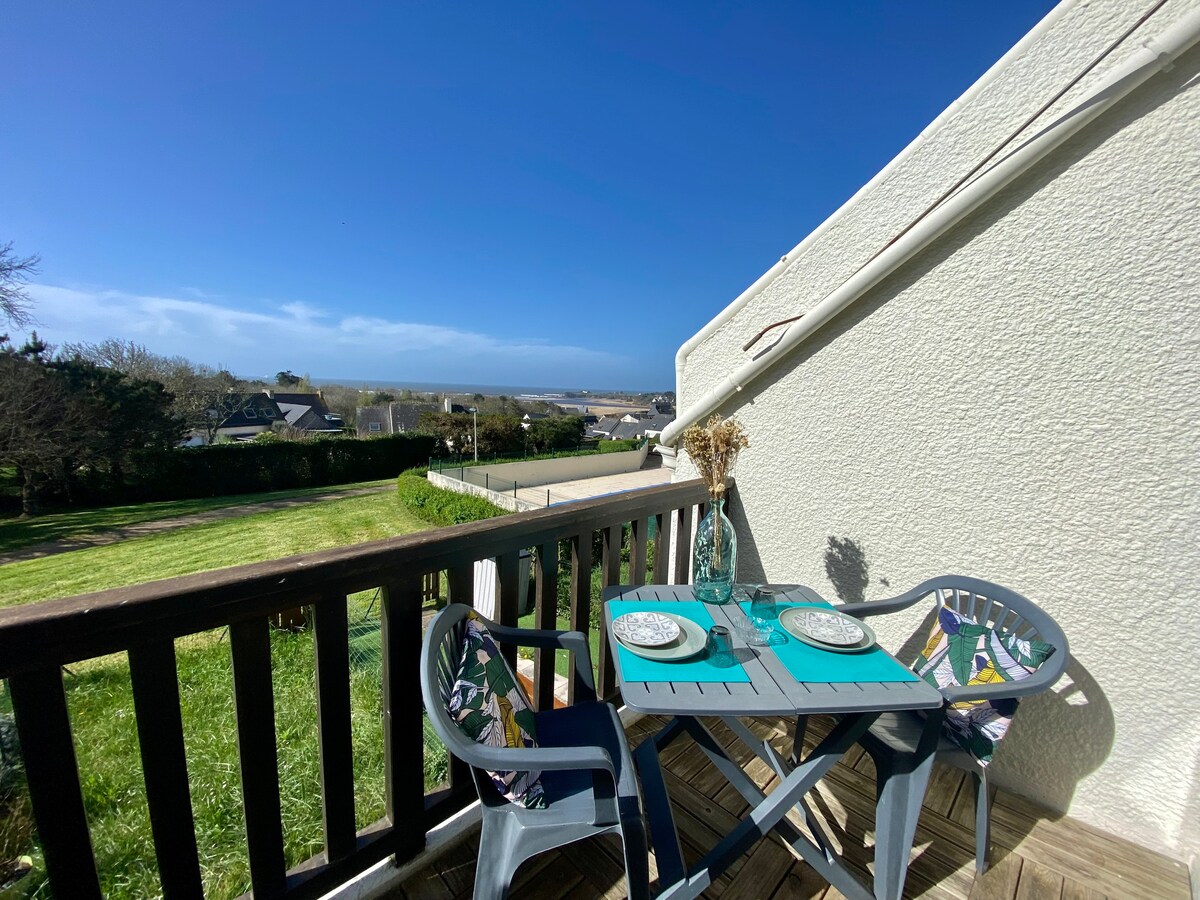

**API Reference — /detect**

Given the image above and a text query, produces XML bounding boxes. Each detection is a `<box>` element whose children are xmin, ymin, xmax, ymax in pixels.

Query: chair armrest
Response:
<box><xmin>464</xmin><ymin>742</ymin><xmax>616</xmax><ymax>780</ymax></box>
<box><xmin>485</xmin><ymin>623</ymin><xmax>597</xmax><ymax>702</ymax></box>
<box><xmin>836</xmin><ymin>597</ymin><xmax>921</xmax><ymax>619</ymax></box>
<box><xmin>486</xmin><ymin>622</ymin><xmax>579</xmax><ymax>651</ymax></box>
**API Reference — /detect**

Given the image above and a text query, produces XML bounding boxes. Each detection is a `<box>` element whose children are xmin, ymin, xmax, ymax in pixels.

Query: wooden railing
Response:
<box><xmin>0</xmin><ymin>478</ymin><xmax>713</xmax><ymax>899</ymax></box>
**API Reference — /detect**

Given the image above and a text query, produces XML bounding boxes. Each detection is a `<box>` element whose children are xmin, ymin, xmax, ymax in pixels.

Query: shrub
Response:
<box><xmin>73</xmin><ymin>434</ymin><xmax>437</xmax><ymax>505</ymax></box>
<box><xmin>598</xmin><ymin>438</ymin><xmax>641</xmax><ymax>453</ymax></box>
<box><xmin>395</xmin><ymin>474</ymin><xmax>506</xmax><ymax>527</ymax></box>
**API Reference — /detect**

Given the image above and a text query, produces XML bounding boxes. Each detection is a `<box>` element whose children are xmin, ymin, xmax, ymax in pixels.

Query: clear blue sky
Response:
<box><xmin>2</xmin><ymin>2</ymin><xmax>1056</xmax><ymax>391</ymax></box>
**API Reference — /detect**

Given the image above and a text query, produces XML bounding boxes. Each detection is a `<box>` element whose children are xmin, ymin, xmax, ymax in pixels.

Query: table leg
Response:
<box><xmin>872</xmin><ymin>707</ymin><xmax>946</xmax><ymax>900</ymax></box>
<box><xmin>652</xmin><ymin>713</ymin><xmax>879</xmax><ymax>900</ymax></box>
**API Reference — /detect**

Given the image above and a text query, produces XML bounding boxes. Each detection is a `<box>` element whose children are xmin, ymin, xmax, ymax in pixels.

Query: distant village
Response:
<box><xmin>188</xmin><ymin>387</ymin><xmax>675</xmax><ymax>446</ymax></box>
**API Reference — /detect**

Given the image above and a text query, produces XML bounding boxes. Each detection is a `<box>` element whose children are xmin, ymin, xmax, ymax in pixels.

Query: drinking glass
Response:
<box><xmin>705</xmin><ymin>625</ymin><xmax>735</xmax><ymax>667</ymax></box>
<box><xmin>750</xmin><ymin>587</ymin><xmax>778</xmax><ymax>628</ymax></box>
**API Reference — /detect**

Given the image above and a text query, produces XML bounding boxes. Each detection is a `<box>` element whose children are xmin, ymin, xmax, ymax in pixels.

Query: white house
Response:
<box><xmin>660</xmin><ymin>1</ymin><xmax>1199</xmax><ymax>887</ymax></box>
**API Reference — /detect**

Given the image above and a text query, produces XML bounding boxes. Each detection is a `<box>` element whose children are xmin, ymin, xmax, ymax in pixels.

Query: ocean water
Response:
<box><xmin>313</xmin><ymin>378</ymin><xmax>657</xmax><ymax>398</ymax></box>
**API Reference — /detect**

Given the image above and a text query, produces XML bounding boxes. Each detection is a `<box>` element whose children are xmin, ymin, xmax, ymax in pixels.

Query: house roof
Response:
<box><xmin>217</xmin><ymin>393</ymin><xmax>285</xmax><ymax>429</ymax></box>
<box><xmin>268</xmin><ymin>392</ymin><xmax>344</xmax><ymax>433</ymax></box>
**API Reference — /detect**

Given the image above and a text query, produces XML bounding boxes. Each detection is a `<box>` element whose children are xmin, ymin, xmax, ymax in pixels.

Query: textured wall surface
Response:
<box><xmin>674</xmin><ymin>0</ymin><xmax>1200</xmax><ymax>864</ymax></box>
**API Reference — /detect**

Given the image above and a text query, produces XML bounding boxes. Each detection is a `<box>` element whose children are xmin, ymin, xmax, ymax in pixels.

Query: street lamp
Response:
<box><xmin>468</xmin><ymin>407</ymin><xmax>478</xmax><ymax>461</ymax></box>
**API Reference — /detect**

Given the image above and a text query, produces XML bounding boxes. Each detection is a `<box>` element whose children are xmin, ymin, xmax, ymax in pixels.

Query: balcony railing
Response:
<box><xmin>0</xmin><ymin>477</ymin><xmax>713</xmax><ymax>900</ymax></box>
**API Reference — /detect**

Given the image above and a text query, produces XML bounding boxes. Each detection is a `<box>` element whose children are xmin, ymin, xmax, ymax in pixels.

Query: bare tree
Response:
<box><xmin>0</xmin><ymin>242</ymin><xmax>39</xmax><ymax>328</ymax></box>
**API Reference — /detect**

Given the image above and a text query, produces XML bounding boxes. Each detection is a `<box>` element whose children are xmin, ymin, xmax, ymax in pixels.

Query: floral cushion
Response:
<box><xmin>447</xmin><ymin>611</ymin><xmax>546</xmax><ymax>808</ymax></box>
<box><xmin>913</xmin><ymin>606</ymin><xmax>1054</xmax><ymax>765</ymax></box>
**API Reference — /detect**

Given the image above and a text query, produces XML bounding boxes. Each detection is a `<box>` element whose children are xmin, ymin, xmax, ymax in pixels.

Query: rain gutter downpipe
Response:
<box><xmin>660</xmin><ymin>6</ymin><xmax>1200</xmax><ymax>450</ymax></box>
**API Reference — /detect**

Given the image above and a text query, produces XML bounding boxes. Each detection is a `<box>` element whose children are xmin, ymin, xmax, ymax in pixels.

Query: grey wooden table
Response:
<box><xmin>603</xmin><ymin>584</ymin><xmax>945</xmax><ymax>900</ymax></box>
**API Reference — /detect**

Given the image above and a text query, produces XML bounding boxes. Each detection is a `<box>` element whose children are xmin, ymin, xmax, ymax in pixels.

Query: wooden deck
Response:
<box><xmin>392</xmin><ymin>714</ymin><xmax>1190</xmax><ymax>900</ymax></box>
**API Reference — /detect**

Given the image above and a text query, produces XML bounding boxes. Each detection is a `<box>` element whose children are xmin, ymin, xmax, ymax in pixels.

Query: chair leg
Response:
<box><xmin>973</xmin><ymin>769</ymin><xmax>990</xmax><ymax>875</ymax></box>
<box><xmin>473</xmin><ymin>818</ymin><xmax>518</xmax><ymax>900</ymax></box>
<box><xmin>874</xmin><ymin>751</ymin><xmax>936</xmax><ymax>900</ymax></box>
<box><xmin>620</xmin><ymin>817</ymin><xmax>651</xmax><ymax>900</ymax></box>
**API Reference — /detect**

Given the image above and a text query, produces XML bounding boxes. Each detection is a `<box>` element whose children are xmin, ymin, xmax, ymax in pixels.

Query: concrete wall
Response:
<box><xmin>426</xmin><ymin>471</ymin><xmax>538</xmax><ymax>513</ymax></box>
<box><xmin>446</xmin><ymin>445</ymin><xmax>648</xmax><ymax>490</ymax></box>
<box><xmin>673</xmin><ymin>0</ymin><xmax>1200</xmax><ymax>866</ymax></box>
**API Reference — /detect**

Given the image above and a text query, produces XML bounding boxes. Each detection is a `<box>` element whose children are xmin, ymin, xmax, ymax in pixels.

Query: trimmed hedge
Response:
<box><xmin>396</xmin><ymin>474</ymin><xmax>506</xmax><ymax>527</ymax></box>
<box><xmin>78</xmin><ymin>434</ymin><xmax>437</xmax><ymax>505</ymax></box>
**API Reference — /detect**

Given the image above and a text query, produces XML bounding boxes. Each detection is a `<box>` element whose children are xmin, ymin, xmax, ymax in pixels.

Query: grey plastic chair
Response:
<box><xmin>420</xmin><ymin>604</ymin><xmax>649</xmax><ymax>900</ymax></box>
<box><xmin>837</xmin><ymin>575</ymin><xmax>1069</xmax><ymax>878</ymax></box>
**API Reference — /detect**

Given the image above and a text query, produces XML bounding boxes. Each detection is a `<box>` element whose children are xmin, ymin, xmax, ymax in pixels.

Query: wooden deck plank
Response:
<box><xmin>391</xmin><ymin>716</ymin><xmax>1190</xmax><ymax>900</ymax></box>
<box><xmin>967</xmin><ymin>851</ymin><xmax>1022</xmax><ymax>900</ymax></box>
<box><xmin>1014</xmin><ymin>860</ymin><xmax>1063</xmax><ymax>900</ymax></box>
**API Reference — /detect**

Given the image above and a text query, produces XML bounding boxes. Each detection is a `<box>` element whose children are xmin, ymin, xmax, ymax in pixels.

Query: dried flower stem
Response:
<box><xmin>681</xmin><ymin>416</ymin><xmax>749</xmax><ymax>568</ymax></box>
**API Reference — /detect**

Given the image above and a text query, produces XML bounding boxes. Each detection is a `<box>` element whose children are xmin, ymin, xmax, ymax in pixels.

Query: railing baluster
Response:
<box><xmin>128</xmin><ymin>641</ymin><xmax>204</xmax><ymax>900</ymax></box>
<box><xmin>597</xmin><ymin>524</ymin><xmax>623</xmax><ymax>701</ymax></box>
<box><xmin>652</xmin><ymin>512</ymin><xmax>667</xmax><ymax>584</ymax></box>
<box><xmin>229</xmin><ymin>617</ymin><xmax>287</xmax><ymax>899</ymax></box>
<box><xmin>382</xmin><ymin>574</ymin><xmax>427</xmax><ymax>862</ymax></box>
<box><xmin>672</xmin><ymin>505</ymin><xmax>693</xmax><ymax>584</ymax></box>
<box><xmin>447</xmin><ymin>563</ymin><xmax>474</xmax><ymax>609</ymax></box>
<box><xmin>567</xmin><ymin>530</ymin><xmax>593</xmax><ymax>706</ymax></box>
<box><xmin>533</xmin><ymin>541</ymin><xmax>558</xmax><ymax>711</ymax></box>
<box><xmin>8</xmin><ymin>667</ymin><xmax>102</xmax><ymax>900</ymax></box>
<box><xmin>496</xmin><ymin>550</ymin><xmax>521</xmax><ymax>670</ymax></box>
<box><xmin>312</xmin><ymin>594</ymin><xmax>357</xmax><ymax>863</ymax></box>
<box><xmin>630</xmin><ymin>516</ymin><xmax>649</xmax><ymax>585</ymax></box>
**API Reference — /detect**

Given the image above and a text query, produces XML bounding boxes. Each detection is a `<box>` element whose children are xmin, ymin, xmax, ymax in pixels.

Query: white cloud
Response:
<box><xmin>24</xmin><ymin>283</ymin><xmax>636</xmax><ymax>386</ymax></box>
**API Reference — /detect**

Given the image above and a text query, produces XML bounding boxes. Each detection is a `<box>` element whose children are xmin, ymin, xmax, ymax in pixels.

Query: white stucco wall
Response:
<box><xmin>674</xmin><ymin>0</ymin><xmax>1200</xmax><ymax>868</ymax></box>
<box><xmin>455</xmin><ymin>445</ymin><xmax>648</xmax><ymax>489</ymax></box>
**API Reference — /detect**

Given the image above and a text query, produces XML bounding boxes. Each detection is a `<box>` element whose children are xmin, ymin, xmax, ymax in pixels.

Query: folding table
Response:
<box><xmin>603</xmin><ymin>584</ymin><xmax>945</xmax><ymax>900</ymax></box>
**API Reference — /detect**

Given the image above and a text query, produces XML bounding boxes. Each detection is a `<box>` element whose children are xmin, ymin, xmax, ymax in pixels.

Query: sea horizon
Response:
<box><xmin>309</xmin><ymin>378</ymin><xmax>670</xmax><ymax>397</ymax></box>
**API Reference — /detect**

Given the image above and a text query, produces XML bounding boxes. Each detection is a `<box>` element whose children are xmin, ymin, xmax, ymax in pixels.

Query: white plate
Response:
<box><xmin>779</xmin><ymin>608</ymin><xmax>876</xmax><ymax>652</ymax></box>
<box><xmin>614</xmin><ymin>612</ymin><xmax>707</xmax><ymax>661</ymax></box>
<box><xmin>612</xmin><ymin>611</ymin><xmax>682</xmax><ymax>647</ymax></box>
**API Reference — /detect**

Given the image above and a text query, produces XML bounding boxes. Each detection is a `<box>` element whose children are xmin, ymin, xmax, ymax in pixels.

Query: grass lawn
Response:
<box><xmin>0</xmin><ymin>479</ymin><xmax>394</xmax><ymax>555</ymax></box>
<box><xmin>0</xmin><ymin>489</ymin><xmax>430</xmax><ymax>609</ymax></box>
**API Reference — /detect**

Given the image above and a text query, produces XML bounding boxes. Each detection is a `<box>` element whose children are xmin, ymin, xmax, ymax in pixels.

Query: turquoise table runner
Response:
<box><xmin>610</xmin><ymin>600</ymin><xmax>751</xmax><ymax>683</ymax></box>
<box><xmin>738</xmin><ymin>600</ymin><xmax>919</xmax><ymax>684</ymax></box>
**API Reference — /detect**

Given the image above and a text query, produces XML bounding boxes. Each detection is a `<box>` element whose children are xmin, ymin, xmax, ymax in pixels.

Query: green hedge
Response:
<box><xmin>597</xmin><ymin>438</ymin><xmax>642</xmax><ymax>453</ymax></box>
<box><xmin>78</xmin><ymin>435</ymin><xmax>437</xmax><ymax>504</ymax></box>
<box><xmin>396</xmin><ymin>474</ymin><xmax>506</xmax><ymax>527</ymax></box>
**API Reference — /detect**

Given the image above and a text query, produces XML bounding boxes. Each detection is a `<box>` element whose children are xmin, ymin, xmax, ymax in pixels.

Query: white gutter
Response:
<box><xmin>671</xmin><ymin>0</ymin><xmax>1078</xmax><ymax>401</ymax></box>
<box><xmin>661</xmin><ymin>6</ymin><xmax>1200</xmax><ymax>449</ymax></box>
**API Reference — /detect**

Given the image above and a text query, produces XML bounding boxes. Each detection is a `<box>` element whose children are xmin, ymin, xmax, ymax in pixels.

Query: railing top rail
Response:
<box><xmin>0</xmin><ymin>478</ymin><xmax>710</xmax><ymax>677</ymax></box>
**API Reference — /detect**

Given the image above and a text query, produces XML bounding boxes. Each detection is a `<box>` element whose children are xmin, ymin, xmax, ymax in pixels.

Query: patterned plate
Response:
<box><xmin>780</xmin><ymin>608</ymin><xmax>866</xmax><ymax>646</ymax></box>
<box><xmin>611</xmin><ymin>612</ymin><xmax>682</xmax><ymax>647</ymax></box>
<box><xmin>614</xmin><ymin>613</ymin><xmax>708</xmax><ymax>662</ymax></box>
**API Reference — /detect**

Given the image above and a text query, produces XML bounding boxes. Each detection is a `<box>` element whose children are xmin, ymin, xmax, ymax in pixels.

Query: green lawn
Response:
<box><xmin>0</xmin><ymin>489</ymin><xmax>430</xmax><ymax>609</ymax></box>
<box><xmin>0</xmin><ymin>480</ymin><xmax>393</xmax><ymax>555</ymax></box>
<box><xmin>0</xmin><ymin>482</ymin><xmax>623</xmax><ymax>898</ymax></box>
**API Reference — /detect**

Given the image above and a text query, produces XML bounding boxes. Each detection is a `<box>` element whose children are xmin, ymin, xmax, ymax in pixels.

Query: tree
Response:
<box><xmin>370</xmin><ymin>390</ymin><xmax>396</xmax><ymax>405</ymax></box>
<box><xmin>526</xmin><ymin>416</ymin><xmax>584</xmax><ymax>453</ymax></box>
<box><xmin>0</xmin><ymin>335</ymin><xmax>179</xmax><ymax>514</ymax></box>
<box><xmin>0</xmin><ymin>336</ymin><xmax>95</xmax><ymax>514</ymax></box>
<box><xmin>417</xmin><ymin>411</ymin><xmax>471</xmax><ymax>457</ymax></box>
<box><xmin>275</xmin><ymin>369</ymin><xmax>302</xmax><ymax>387</ymax></box>
<box><xmin>62</xmin><ymin>339</ymin><xmax>253</xmax><ymax>444</ymax></box>
<box><xmin>0</xmin><ymin>242</ymin><xmax>39</xmax><ymax>328</ymax></box>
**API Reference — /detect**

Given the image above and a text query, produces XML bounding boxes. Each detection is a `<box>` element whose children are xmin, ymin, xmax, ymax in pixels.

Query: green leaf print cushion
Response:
<box><xmin>913</xmin><ymin>606</ymin><xmax>1054</xmax><ymax>765</ymax></box>
<box><xmin>447</xmin><ymin>611</ymin><xmax>546</xmax><ymax>808</ymax></box>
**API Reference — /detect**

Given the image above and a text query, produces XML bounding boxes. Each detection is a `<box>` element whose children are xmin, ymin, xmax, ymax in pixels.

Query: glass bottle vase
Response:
<box><xmin>693</xmin><ymin>498</ymin><xmax>736</xmax><ymax>604</ymax></box>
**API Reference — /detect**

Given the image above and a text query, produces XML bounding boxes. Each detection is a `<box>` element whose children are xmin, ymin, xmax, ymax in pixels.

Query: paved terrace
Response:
<box><xmin>391</xmin><ymin>714</ymin><xmax>1189</xmax><ymax>900</ymax></box>
<box><xmin>516</xmin><ymin>467</ymin><xmax>673</xmax><ymax>508</ymax></box>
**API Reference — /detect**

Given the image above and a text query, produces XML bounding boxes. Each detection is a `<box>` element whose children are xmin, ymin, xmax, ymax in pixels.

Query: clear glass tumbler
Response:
<box><xmin>705</xmin><ymin>625</ymin><xmax>735</xmax><ymax>667</ymax></box>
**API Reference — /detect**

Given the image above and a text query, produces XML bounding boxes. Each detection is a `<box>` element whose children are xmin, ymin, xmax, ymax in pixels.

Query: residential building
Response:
<box><xmin>660</xmin><ymin>0</ymin><xmax>1200</xmax><ymax>881</ymax></box>
<box><xmin>356</xmin><ymin>401</ymin><xmax>439</xmax><ymax>437</ymax></box>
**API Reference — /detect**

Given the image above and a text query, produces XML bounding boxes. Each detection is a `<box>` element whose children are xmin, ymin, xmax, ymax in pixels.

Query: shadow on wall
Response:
<box><xmin>893</xmin><ymin>604</ymin><xmax>1114</xmax><ymax>816</ymax></box>
<box><xmin>824</xmin><ymin>536</ymin><xmax>870</xmax><ymax>603</ymax></box>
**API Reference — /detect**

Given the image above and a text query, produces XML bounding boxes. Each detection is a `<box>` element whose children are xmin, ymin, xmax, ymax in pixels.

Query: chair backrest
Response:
<box><xmin>900</xmin><ymin>574</ymin><xmax>1070</xmax><ymax>691</ymax></box>
<box><xmin>419</xmin><ymin>604</ymin><xmax>502</xmax><ymax>790</ymax></box>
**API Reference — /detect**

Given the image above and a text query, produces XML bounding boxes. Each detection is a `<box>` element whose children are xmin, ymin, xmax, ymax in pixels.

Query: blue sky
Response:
<box><xmin>2</xmin><ymin>2</ymin><xmax>1055</xmax><ymax>391</ymax></box>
